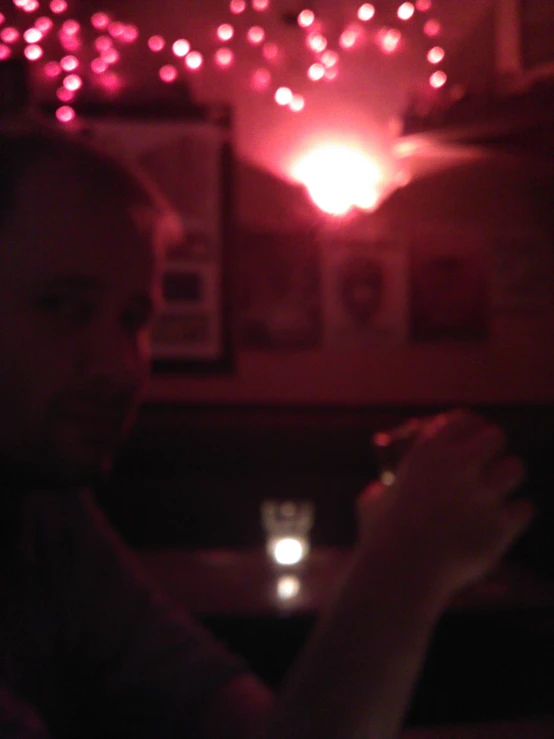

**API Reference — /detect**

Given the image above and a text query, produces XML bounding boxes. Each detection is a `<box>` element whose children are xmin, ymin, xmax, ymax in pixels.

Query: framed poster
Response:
<box><xmin>81</xmin><ymin>108</ymin><xmax>233</xmax><ymax>373</ymax></box>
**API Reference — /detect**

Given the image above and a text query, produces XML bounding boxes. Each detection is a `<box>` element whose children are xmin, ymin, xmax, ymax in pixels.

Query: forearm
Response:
<box><xmin>267</xmin><ymin>535</ymin><xmax>449</xmax><ymax>739</ymax></box>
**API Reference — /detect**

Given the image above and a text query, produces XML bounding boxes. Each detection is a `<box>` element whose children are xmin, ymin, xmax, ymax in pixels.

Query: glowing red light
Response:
<box><xmin>172</xmin><ymin>39</ymin><xmax>191</xmax><ymax>57</ymax></box>
<box><xmin>307</xmin><ymin>33</ymin><xmax>327</xmax><ymax>53</ymax></box>
<box><xmin>121</xmin><ymin>24</ymin><xmax>138</xmax><ymax>43</ymax></box>
<box><xmin>22</xmin><ymin>0</ymin><xmax>39</xmax><ymax>12</ymax></box>
<box><xmin>0</xmin><ymin>14</ymin><xmax>4</xmax><ymax>25</ymax></box>
<box><xmin>429</xmin><ymin>70</ymin><xmax>447</xmax><ymax>88</ymax></box>
<box><xmin>217</xmin><ymin>23</ymin><xmax>234</xmax><ymax>42</ymax></box>
<box><xmin>1</xmin><ymin>27</ymin><xmax>19</xmax><ymax>44</ymax></box>
<box><xmin>397</xmin><ymin>2</ymin><xmax>415</xmax><ymax>20</ymax></box>
<box><xmin>102</xmin><ymin>48</ymin><xmax>119</xmax><ymax>65</ymax></box>
<box><xmin>62</xmin><ymin>20</ymin><xmax>80</xmax><ymax>36</ymax></box>
<box><xmin>0</xmin><ymin>44</ymin><xmax>11</xmax><ymax>60</ymax></box>
<box><xmin>50</xmin><ymin>0</ymin><xmax>67</xmax><ymax>13</ymax></box>
<box><xmin>252</xmin><ymin>67</ymin><xmax>271</xmax><ymax>91</ymax></box>
<box><xmin>24</xmin><ymin>44</ymin><xmax>42</xmax><ymax>60</ymax></box>
<box><xmin>90</xmin><ymin>57</ymin><xmax>107</xmax><ymax>74</ymax></box>
<box><xmin>229</xmin><ymin>0</ymin><xmax>246</xmax><ymax>13</ymax></box>
<box><xmin>23</xmin><ymin>28</ymin><xmax>42</xmax><ymax>44</ymax></box>
<box><xmin>13</xmin><ymin>0</ymin><xmax>30</xmax><ymax>7</ymax></box>
<box><xmin>99</xmin><ymin>71</ymin><xmax>121</xmax><ymax>91</ymax></box>
<box><xmin>159</xmin><ymin>64</ymin><xmax>177</xmax><ymax>83</ymax></box>
<box><xmin>275</xmin><ymin>87</ymin><xmax>293</xmax><ymax>106</ymax></box>
<box><xmin>321</xmin><ymin>50</ymin><xmax>338</xmax><ymax>67</ymax></box>
<box><xmin>56</xmin><ymin>105</ymin><xmax>75</xmax><ymax>123</ymax></box>
<box><xmin>289</xmin><ymin>94</ymin><xmax>305</xmax><ymax>112</ymax></box>
<box><xmin>63</xmin><ymin>73</ymin><xmax>82</xmax><ymax>91</ymax></box>
<box><xmin>60</xmin><ymin>54</ymin><xmax>78</xmax><ymax>71</ymax></box>
<box><xmin>252</xmin><ymin>0</ymin><xmax>269</xmax><ymax>9</ymax></box>
<box><xmin>95</xmin><ymin>36</ymin><xmax>112</xmax><ymax>53</ymax></box>
<box><xmin>262</xmin><ymin>41</ymin><xmax>279</xmax><ymax>61</ymax></box>
<box><xmin>91</xmin><ymin>13</ymin><xmax>110</xmax><ymax>30</ymax></box>
<box><xmin>416</xmin><ymin>0</ymin><xmax>432</xmax><ymax>10</ymax></box>
<box><xmin>339</xmin><ymin>29</ymin><xmax>358</xmax><ymax>50</ymax></box>
<box><xmin>307</xmin><ymin>62</ymin><xmax>325</xmax><ymax>81</ymax></box>
<box><xmin>423</xmin><ymin>18</ymin><xmax>441</xmax><ymax>36</ymax></box>
<box><xmin>324</xmin><ymin>65</ymin><xmax>338</xmax><ymax>80</ymax></box>
<box><xmin>60</xmin><ymin>34</ymin><xmax>81</xmax><ymax>52</ymax></box>
<box><xmin>107</xmin><ymin>22</ymin><xmax>124</xmax><ymax>38</ymax></box>
<box><xmin>185</xmin><ymin>51</ymin><xmax>203</xmax><ymax>70</ymax></box>
<box><xmin>298</xmin><ymin>9</ymin><xmax>315</xmax><ymax>28</ymax></box>
<box><xmin>358</xmin><ymin>4</ymin><xmax>375</xmax><ymax>21</ymax></box>
<box><xmin>44</xmin><ymin>60</ymin><xmax>61</xmax><ymax>77</ymax></box>
<box><xmin>214</xmin><ymin>47</ymin><xmax>234</xmax><ymax>68</ymax></box>
<box><xmin>148</xmin><ymin>35</ymin><xmax>165</xmax><ymax>52</ymax></box>
<box><xmin>247</xmin><ymin>26</ymin><xmax>265</xmax><ymax>45</ymax></box>
<box><xmin>35</xmin><ymin>17</ymin><xmax>53</xmax><ymax>33</ymax></box>
<box><xmin>56</xmin><ymin>86</ymin><xmax>74</xmax><ymax>102</ymax></box>
<box><xmin>427</xmin><ymin>45</ymin><xmax>444</xmax><ymax>64</ymax></box>
<box><xmin>378</xmin><ymin>28</ymin><xmax>402</xmax><ymax>53</ymax></box>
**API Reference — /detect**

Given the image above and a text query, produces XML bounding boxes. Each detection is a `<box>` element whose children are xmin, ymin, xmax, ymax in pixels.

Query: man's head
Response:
<box><xmin>0</xmin><ymin>122</ymin><xmax>172</xmax><ymax>490</ymax></box>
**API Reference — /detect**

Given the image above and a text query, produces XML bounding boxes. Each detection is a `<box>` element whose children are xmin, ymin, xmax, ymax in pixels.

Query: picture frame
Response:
<box><xmin>55</xmin><ymin>104</ymin><xmax>234</xmax><ymax>374</ymax></box>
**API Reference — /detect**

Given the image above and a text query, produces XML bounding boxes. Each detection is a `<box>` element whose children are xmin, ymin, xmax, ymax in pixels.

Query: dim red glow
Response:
<box><xmin>289</xmin><ymin>94</ymin><xmax>305</xmax><ymax>112</ymax></box>
<box><xmin>229</xmin><ymin>0</ymin><xmax>246</xmax><ymax>13</ymax></box>
<box><xmin>275</xmin><ymin>86</ymin><xmax>293</xmax><ymax>106</ymax></box>
<box><xmin>35</xmin><ymin>17</ymin><xmax>53</xmax><ymax>33</ymax></box>
<box><xmin>214</xmin><ymin>47</ymin><xmax>234</xmax><ymax>68</ymax></box>
<box><xmin>44</xmin><ymin>60</ymin><xmax>61</xmax><ymax>77</ymax></box>
<box><xmin>262</xmin><ymin>41</ymin><xmax>279</xmax><ymax>61</ymax></box>
<box><xmin>416</xmin><ymin>0</ymin><xmax>432</xmax><ymax>10</ymax></box>
<box><xmin>252</xmin><ymin>0</ymin><xmax>270</xmax><ymax>10</ymax></box>
<box><xmin>0</xmin><ymin>44</ymin><xmax>11</xmax><ymax>60</ymax></box>
<box><xmin>321</xmin><ymin>50</ymin><xmax>338</xmax><ymax>67</ymax></box>
<box><xmin>298</xmin><ymin>9</ymin><xmax>315</xmax><ymax>28</ymax></box>
<box><xmin>63</xmin><ymin>73</ymin><xmax>82</xmax><ymax>91</ymax></box>
<box><xmin>0</xmin><ymin>14</ymin><xmax>4</xmax><ymax>24</ymax></box>
<box><xmin>427</xmin><ymin>45</ymin><xmax>444</xmax><ymax>63</ymax></box>
<box><xmin>378</xmin><ymin>28</ymin><xmax>402</xmax><ymax>53</ymax></box>
<box><xmin>95</xmin><ymin>36</ymin><xmax>111</xmax><ymax>53</ymax></box>
<box><xmin>159</xmin><ymin>64</ymin><xmax>177</xmax><ymax>83</ymax></box>
<box><xmin>1</xmin><ymin>27</ymin><xmax>20</xmax><ymax>43</ymax></box>
<box><xmin>252</xmin><ymin>67</ymin><xmax>271</xmax><ymax>90</ymax></box>
<box><xmin>56</xmin><ymin>105</ymin><xmax>75</xmax><ymax>123</ymax></box>
<box><xmin>185</xmin><ymin>51</ymin><xmax>203</xmax><ymax>70</ymax></box>
<box><xmin>91</xmin><ymin>12</ymin><xmax>110</xmax><ymax>30</ymax></box>
<box><xmin>429</xmin><ymin>70</ymin><xmax>447</xmax><ymax>87</ymax></box>
<box><xmin>60</xmin><ymin>54</ymin><xmax>78</xmax><ymax>71</ymax></box>
<box><xmin>292</xmin><ymin>144</ymin><xmax>382</xmax><ymax>216</ymax></box>
<box><xmin>397</xmin><ymin>3</ymin><xmax>415</xmax><ymax>20</ymax></box>
<box><xmin>24</xmin><ymin>44</ymin><xmax>43</xmax><ymax>60</ymax></box>
<box><xmin>247</xmin><ymin>26</ymin><xmax>265</xmax><ymax>45</ymax></box>
<box><xmin>307</xmin><ymin>32</ymin><xmax>327</xmax><ymax>53</ymax></box>
<box><xmin>62</xmin><ymin>20</ymin><xmax>80</xmax><ymax>36</ymax></box>
<box><xmin>423</xmin><ymin>18</ymin><xmax>441</xmax><ymax>36</ymax></box>
<box><xmin>172</xmin><ymin>39</ymin><xmax>191</xmax><ymax>57</ymax></box>
<box><xmin>56</xmin><ymin>85</ymin><xmax>74</xmax><ymax>101</ymax></box>
<box><xmin>101</xmin><ymin>47</ymin><xmax>119</xmax><ymax>64</ymax></box>
<box><xmin>217</xmin><ymin>23</ymin><xmax>234</xmax><ymax>42</ymax></box>
<box><xmin>108</xmin><ymin>22</ymin><xmax>125</xmax><ymax>38</ymax></box>
<box><xmin>60</xmin><ymin>34</ymin><xmax>81</xmax><ymax>51</ymax></box>
<box><xmin>122</xmin><ymin>25</ymin><xmax>138</xmax><ymax>43</ymax></box>
<box><xmin>148</xmin><ymin>35</ymin><xmax>165</xmax><ymax>52</ymax></box>
<box><xmin>357</xmin><ymin>3</ymin><xmax>375</xmax><ymax>21</ymax></box>
<box><xmin>324</xmin><ymin>65</ymin><xmax>338</xmax><ymax>80</ymax></box>
<box><xmin>91</xmin><ymin>57</ymin><xmax>107</xmax><ymax>74</ymax></box>
<box><xmin>307</xmin><ymin>62</ymin><xmax>325</xmax><ymax>81</ymax></box>
<box><xmin>98</xmin><ymin>71</ymin><xmax>121</xmax><ymax>91</ymax></box>
<box><xmin>24</xmin><ymin>27</ymin><xmax>42</xmax><ymax>43</ymax></box>
<box><xmin>50</xmin><ymin>0</ymin><xmax>67</xmax><ymax>13</ymax></box>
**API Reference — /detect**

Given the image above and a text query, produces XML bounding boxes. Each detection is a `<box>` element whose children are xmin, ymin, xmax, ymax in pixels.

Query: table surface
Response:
<box><xmin>138</xmin><ymin>546</ymin><xmax>554</xmax><ymax>618</ymax></box>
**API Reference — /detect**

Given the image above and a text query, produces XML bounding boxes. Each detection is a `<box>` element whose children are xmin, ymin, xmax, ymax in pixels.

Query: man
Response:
<box><xmin>0</xmin><ymin>118</ymin><xmax>534</xmax><ymax>739</ymax></box>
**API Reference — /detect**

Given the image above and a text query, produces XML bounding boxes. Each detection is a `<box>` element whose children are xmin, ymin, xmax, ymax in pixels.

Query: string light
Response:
<box><xmin>427</xmin><ymin>45</ymin><xmax>444</xmax><ymax>64</ymax></box>
<box><xmin>429</xmin><ymin>70</ymin><xmax>447</xmax><ymax>88</ymax></box>
<box><xmin>275</xmin><ymin>86</ymin><xmax>293</xmax><ymax>106</ymax></box>
<box><xmin>229</xmin><ymin>0</ymin><xmax>246</xmax><ymax>13</ymax></box>
<box><xmin>0</xmin><ymin>14</ymin><xmax>4</xmax><ymax>25</ymax></box>
<box><xmin>289</xmin><ymin>93</ymin><xmax>305</xmax><ymax>112</ymax></box>
<box><xmin>262</xmin><ymin>41</ymin><xmax>279</xmax><ymax>61</ymax></box>
<box><xmin>63</xmin><ymin>73</ymin><xmax>82</xmax><ymax>91</ymax></box>
<box><xmin>217</xmin><ymin>23</ymin><xmax>234</xmax><ymax>42</ymax></box>
<box><xmin>61</xmin><ymin>20</ymin><xmax>80</xmax><ymax>36</ymax></box>
<box><xmin>95</xmin><ymin>36</ymin><xmax>112</xmax><ymax>53</ymax></box>
<box><xmin>307</xmin><ymin>32</ymin><xmax>327</xmax><ymax>53</ymax></box>
<box><xmin>1</xmin><ymin>27</ymin><xmax>20</xmax><ymax>43</ymax></box>
<box><xmin>185</xmin><ymin>51</ymin><xmax>203</xmax><ymax>70</ymax></box>
<box><xmin>91</xmin><ymin>13</ymin><xmax>110</xmax><ymax>30</ymax></box>
<box><xmin>416</xmin><ymin>0</ymin><xmax>432</xmax><ymax>10</ymax></box>
<box><xmin>108</xmin><ymin>21</ymin><xmax>125</xmax><ymax>39</ymax></box>
<box><xmin>252</xmin><ymin>67</ymin><xmax>271</xmax><ymax>90</ymax></box>
<box><xmin>50</xmin><ymin>0</ymin><xmax>67</xmax><ymax>13</ymax></box>
<box><xmin>121</xmin><ymin>25</ymin><xmax>139</xmax><ymax>43</ymax></box>
<box><xmin>35</xmin><ymin>17</ymin><xmax>53</xmax><ymax>33</ymax></box>
<box><xmin>24</xmin><ymin>44</ymin><xmax>43</xmax><ymax>60</ymax></box>
<box><xmin>90</xmin><ymin>57</ymin><xmax>108</xmax><ymax>74</ymax></box>
<box><xmin>357</xmin><ymin>4</ymin><xmax>375</xmax><ymax>21</ymax></box>
<box><xmin>159</xmin><ymin>64</ymin><xmax>177</xmax><ymax>83</ymax></box>
<box><xmin>60</xmin><ymin>54</ymin><xmax>78</xmax><ymax>71</ymax></box>
<box><xmin>0</xmin><ymin>44</ymin><xmax>11</xmax><ymax>60</ymax></box>
<box><xmin>423</xmin><ymin>19</ymin><xmax>441</xmax><ymax>37</ymax></box>
<box><xmin>397</xmin><ymin>3</ymin><xmax>415</xmax><ymax>21</ymax></box>
<box><xmin>44</xmin><ymin>60</ymin><xmax>61</xmax><ymax>77</ymax></box>
<box><xmin>101</xmin><ymin>47</ymin><xmax>119</xmax><ymax>65</ymax></box>
<box><xmin>247</xmin><ymin>26</ymin><xmax>265</xmax><ymax>45</ymax></box>
<box><xmin>56</xmin><ymin>86</ymin><xmax>74</xmax><ymax>101</ymax></box>
<box><xmin>22</xmin><ymin>0</ymin><xmax>39</xmax><ymax>12</ymax></box>
<box><xmin>298</xmin><ymin>10</ymin><xmax>315</xmax><ymax>28</ymax></box>
<box><xmin>307</xmin><ymin>62</ymin><xmax>325</xmax><ymax>81</ymax></box>
<box><xmin>23</xmin><ymin>27</ymin><xmax>42</xmax><ymax>43</ymax></box>
<box><xmin>252</xmin><ymin>0</ymin><xmax>270</xmax><ymax>10</ymax></box>
<box><xmin>56</xmin><ymin>105</ymin><xmax>75</xmax><ymax>123</ymax></box>
<box><xmin>378</xmin><ymin>28</ymin><xmax>402</xmax><ymax>54</ymax></box>
<box><xmin>321</xmin><ymin>50</ymin><xmax>339</xmax><ymax>68</ymax></box>
<box><xmin>214</xmin><ymin>47</ymin><xmax>234</xmax><ymax>68</ymax></box>
<box><xmin>172</xmin><ymin>39</ymin><xmax>191</xmax><ymax>57</ymax></box>
<box><xmin>148</xmin><ymin>35</ymin><xmax>165</xmax><ymax>52</ymax></box>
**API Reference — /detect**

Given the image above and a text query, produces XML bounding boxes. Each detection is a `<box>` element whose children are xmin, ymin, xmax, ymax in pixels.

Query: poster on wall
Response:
<box><xmin>235</xmin><ymin>229</ymin><xmax>322</xmax><ymax>350</ymax></box>
<box><xmin>84</xmin><ymin>113</ymin><xmax>232</xmax><ymax>372</ymax></box>
<box><xmin>320</xmin><ymin>237</ymin><xmax>409</xmax><ymax>347</ymax></box>
<box><xmin>409</xmin><ymin>229</ymin><xmax>491</xmax><ymax>342</ymax></box>
<box><xmin>491</xmin><ymin>230</ymin><xmax>553</xmax><ymax>312</ymax></box>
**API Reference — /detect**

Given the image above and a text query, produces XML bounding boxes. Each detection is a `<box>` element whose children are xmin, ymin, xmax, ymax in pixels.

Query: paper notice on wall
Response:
<box><xmin>320</xmin><ymin>236</ymin><xmax>409</xmax><ymax>347</ymax></box>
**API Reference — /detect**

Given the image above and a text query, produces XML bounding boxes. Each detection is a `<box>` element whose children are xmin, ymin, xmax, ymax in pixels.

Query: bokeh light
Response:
<box><xmin>60</xmin><ymin>54</ymin><xmax>78</xmax><ymax>71</ymax></box>
<box><xmin>56</xmin><ymin>85</ymin><xmax>74</xmax><ymax>101</ymax></box>
<box><xmin>275</xmin><ymin>86</ymin><xmax>293</xmax><ymax>106</ymax></box>
<box><xmin>429</xmin><ymin>70</ymin><xmax>447</xmax><ymax>88</ymax></box>
<box><xmin>307</xmin><ymin>62</ymin><xmax>325</xmax><ymax>81</ymax></box>
<box><xmin>252</xmin><ymin>67</ymin><xmax>271</xmax><ymax>91</ymax></box>
<box><xmin>63</xmin><ymin>73</ymin><xmax>82</xmax><ymax>91</ymax></box>
<box><xmin>159</xmin><ymin>64</ymin><xmax>177</xmax><ymax>83</ymax></box>
<box><xmin>23</xmin><ymin>28</ymin><xmax>42</xmax><ymax>44</ymax></box>
<box><xmin>378</xmin><ymin>28</ymin><xmax>402</xmax><ymax>53</ymax></box>
<box><xmin>122</xmin><ymin>25</ymin><xmax>139</xmax><ymax>43</ymax></box>
<box><xmin>427</xmin><ymin>45</ymin><xmax>444</xmax><ymax>64</ymax></box>
<box><xmin>50</xmin><ymin>0</ymin><xmax>67</xmax><ymax>13</ymax></box>
<box><xmin>397</xmin><ymin>2</ymin><xmax>415</xmax><ymax>20</ymax></box>
<box><xmin>172</xmin><ymin>39</ymin><xmax>191</xmax><ymax>57</ymax></box>
<box><xmin>217</xmin><ymin>23</ymin><xmax>234</xmax><ymax>42</ymax></box>
<box><xmin>307</xmin><ymin>32</ymin><xmax>327</xmax><ymax>53</ymax></box>
<box><xmin>56</xmin><ymin>105</ymin><xmax>75</xmax><ymax>123</ymax></box>
<box><xmin>229</xmin><ymin>0</ymin><xmax>246</xmax><ymax>13</ymax></box>
<box><xmin>44</xmin><ymin>60</ymin><xmax>61</xmax><ymax>77</ymax></box>
<box><xmin>185</xmin><ymin>51</ymin><xmax>203</xmax><ymax>70</ymax></box>
<box><xmin>358</xmin><ymin>4</ymin><xmax>375</xmax><ymax>21</ymax></box>
<box><xmin>35</xmin><ymin>17</ymin><xmax>53</xmax><ymax>34</ymax></box>
<box><xmin>91</xmin><ymin>12</ymin><xmax>110</xmax><ymax>30</ymax></box>
<box><xmin>252</xmin><ymin>0</ymin><xmax>270</xmax><ymax>10</ymax></box>
<box><xmin>416</xmin><ymin>0</ymin><xmax>432</xmax><ymax>10</ymax></box>
<box><xmin>61</xmin><ymin>20</ymin><xmax>80</xmax><ymax>36</ymax></box>
<box><xmin>289</xmin><ymin>94</ymin><xmax>305</xmax><ymax>112</ymax></box>
<box><xmin>1</xmin><ymin>27</ymin><xmax>20</xmax><ymax>44</ymax></box>
<box><xmin>108</xmin><ymin>22</ymin><xmax>125</xmax><ymax>39</ymax></box>
<box><xmin>24</xmin><ymin>44</ymin><xmax>43</xmax><ymax>61</ymax></box>
<box><xmin>148</xmin><ymin>35</ymin><xmax>165</xmax><ymax>52</ymax></box>
<box><xmin>247</xmin><ymin>26</ymin><xmax>265</xmax><ymax>45</ymax></box>
<box><xmin>214</xmin><ymin>47</ymin><xmax>234</xmax><ymax>68</ymax></box>
<box><xmin>0</xmin><ymin>44</ymin><xmax>10</xmax><ymax>60</ymax></box>
<box><xmin>423</xmin><ymin>19</ymin><xmax>441</xmax><ymax>36</ymax></box>
<box><xmin>91</xmin><ymin>57</ymin><xmax>108</xmax><ymax>74</ymax></box>
<box><xmin>262</xmin><ymin>41</ymin><xmax>279</xmax><ymax>61</ymax></box>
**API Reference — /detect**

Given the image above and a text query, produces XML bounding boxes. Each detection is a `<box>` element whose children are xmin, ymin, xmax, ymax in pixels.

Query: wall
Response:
<box><xmin>147</xmin><ymin>147</ymin><xmax>554</xmax><ymax>405</ymax></box>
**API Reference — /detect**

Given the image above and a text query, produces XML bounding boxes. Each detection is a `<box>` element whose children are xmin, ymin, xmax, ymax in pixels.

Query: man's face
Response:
<box><xmin>0</xmin><ymin>152</ymin><xmax>163</xmax><ymax>489</ymax></box>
